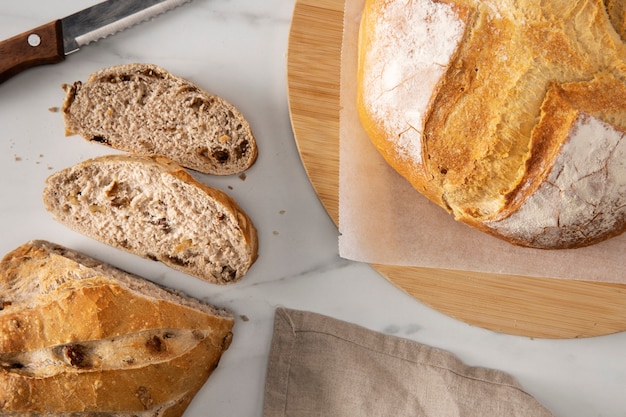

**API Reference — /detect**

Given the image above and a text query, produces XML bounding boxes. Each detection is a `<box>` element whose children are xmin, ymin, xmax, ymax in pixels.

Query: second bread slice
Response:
<box><xmin>43</xmin><ymin>154</ymin><xmax>258</xmax><ymax>284</ymax></box>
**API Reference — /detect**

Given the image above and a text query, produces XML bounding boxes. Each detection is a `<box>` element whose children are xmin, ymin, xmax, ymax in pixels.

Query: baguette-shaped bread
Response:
<box><xmin>43</xmin><ymin>154</ymin><xmax>258</xmax><ymax>284</ymax></box>
<box><xmin>0</xmin><ymin>240</ymin><xmax>234</xmax><ymax>416</ymax></box>
<box><xmin>62</xmin><ymin>63</ymin><xmax>258</xmax><ymax>175</ymax></box>
<box><xmin>357</xmin><ymin>0</ymin><xmax>626</xmax><ymax>248</ymax></box>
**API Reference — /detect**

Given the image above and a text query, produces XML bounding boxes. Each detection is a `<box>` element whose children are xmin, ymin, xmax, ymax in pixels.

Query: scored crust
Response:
<box><xmin>42</xmin><ymin>154</ymin><xmax>259</xmax><ymax>284</ymax></box>
<box><xmin>357</xmin><ymin>0</ymin><xmax>626</xmax><ymax>248</ymax></box>
<box><xmin>0</xmin><ymin>240</ymin><xmax>234</xmax><ymax>416</ymax></box>
<box><xmin>62</xmin><ymin>63</ymin><xmax>258</xmax><ymax>175</ymax></box>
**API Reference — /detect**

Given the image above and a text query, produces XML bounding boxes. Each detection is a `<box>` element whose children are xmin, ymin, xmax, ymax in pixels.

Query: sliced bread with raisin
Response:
<box><xmin>62</xmin><ymin>63</ymin><xmax>257</xmax><ymax>175</ymax></box>
<box><xmin>42</xmin><ymin>154</ymin><xmax>258</xmax><ymax>284</ymax></box>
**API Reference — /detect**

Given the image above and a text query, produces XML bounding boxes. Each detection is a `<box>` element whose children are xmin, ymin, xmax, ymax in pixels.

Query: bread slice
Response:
<box><xmin>357</xmin><ymin>0</ymin><xmax>626</xmax><ymax>248</ymax></box>
<box><xmin>0</xmin><ymin>240</ymin><xmax>234</xmax><ymax>416</ymax></box>
<box><xmin>62</xmin><ymin>63</ymin><xmax>258</xmax><ymax>175</ymax></box>
<box><xmin>42</xmin><ymin>154</ymin><xmax>258</xmax><ymax>284</ymax></box>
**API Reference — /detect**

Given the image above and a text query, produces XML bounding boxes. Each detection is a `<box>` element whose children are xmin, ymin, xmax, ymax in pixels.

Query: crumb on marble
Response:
<box><xmin>239</xmin><ymin>173</ymin><xmax>247</xmax><ymax>181</ymax></box>
<box><xmin>240</xmin><ymin>315</ymin><xmax>250</xmax><ymax>322</ymax></box>
<box><xmin>48</xmin><ymin>106</ymin><xmax>60</xmax><ymax>113</ymax></box>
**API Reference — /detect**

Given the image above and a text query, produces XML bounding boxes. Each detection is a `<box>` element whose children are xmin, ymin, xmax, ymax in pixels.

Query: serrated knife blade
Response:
<box><xmin>0</xmin><ymin>0</ymin><xmax>192</xmax><ymax>84</ymax></box>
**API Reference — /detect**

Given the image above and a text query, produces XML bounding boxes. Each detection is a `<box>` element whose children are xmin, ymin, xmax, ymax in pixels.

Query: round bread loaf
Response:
<box><xmin>357</xmin><ymin>0</ymin><xmax>626</xmax><ymax>249</ymax></box>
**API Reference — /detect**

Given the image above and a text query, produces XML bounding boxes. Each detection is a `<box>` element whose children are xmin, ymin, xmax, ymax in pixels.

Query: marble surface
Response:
<box><xmin>1</xmin><ymin>1</ymin><xmax>625</xmax><ymax>416</ymax></box>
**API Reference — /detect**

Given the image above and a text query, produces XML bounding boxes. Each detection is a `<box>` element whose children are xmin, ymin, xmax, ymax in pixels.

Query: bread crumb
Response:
<box><xmin>238</xmin><ymin>173</ymin><xmax>247</xmax><ymax>181</ymax></box>
<box><xmin>273</xmin><ymin>230</ymin><xmax>279</xmax><ymax>235</ymax></box>
<box><xmin>48</xmin><ymin>106</ymin><xmax>59</xmax><ymax>113</ymax></box>
<box><xmin>279</xmin><ymin>210</ymin><xmax>286</xmax><ymax>215</ymax></box>
<box><xmin>14</xmin><ymin>155</ymin><xmax>21</xmax><ymax>161</ymax></box>
<box><xmin>239</xmin><ymin>315</ymin><xmax>249</xmax><ymax>322</ymax></box>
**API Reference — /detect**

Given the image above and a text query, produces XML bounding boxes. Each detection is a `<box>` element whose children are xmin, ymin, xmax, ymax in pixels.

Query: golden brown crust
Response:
<box><xmin>357</xmin><ymin>0</ymin><xmax>626</xmax><ymax>248</ymax></box>
<box><xmin>0</xmin><ymin>241</ymin><xmax>234</xmax><ymax>416</ymax></box>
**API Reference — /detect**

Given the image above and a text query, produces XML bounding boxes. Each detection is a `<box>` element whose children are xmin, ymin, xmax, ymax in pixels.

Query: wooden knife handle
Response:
<box><xmin>0</xmin><ymin>20</ymin><xmax>65</xmax><ymax>84</ymax></box>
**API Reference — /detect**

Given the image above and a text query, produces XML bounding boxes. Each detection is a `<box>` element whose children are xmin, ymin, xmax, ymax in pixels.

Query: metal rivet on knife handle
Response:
<box><xmin>27</xmin><ymin>34</ymin><xmax>42</xmax><ymax>47</ymax></box>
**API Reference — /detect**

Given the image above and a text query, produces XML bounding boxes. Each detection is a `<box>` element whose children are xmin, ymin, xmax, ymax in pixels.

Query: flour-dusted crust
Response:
<box><xmin>62</xmin><ymin>63</ymin><xmax>258</xmax><ymax>175</ymax></box>
<box><xmin>0</xmin><ymin>240</ymin><xmax>234</xmax><ymax>416</ymax></box>
<box><xmin>357</xmin><ymin>0</ymin><xmax>626</xmax><ymax>248</ymax></box>
<box><xmin>43</xmin><ymin>154</ymin><xmax>258</xmax><ymax>284</ymax></box>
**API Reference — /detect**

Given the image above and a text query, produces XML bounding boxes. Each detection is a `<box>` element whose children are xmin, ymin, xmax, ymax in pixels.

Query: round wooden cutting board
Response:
<box><xmin>286</xmin><ymin>0</ymin><xmax>626</xmax><ymax>338</ymax></box>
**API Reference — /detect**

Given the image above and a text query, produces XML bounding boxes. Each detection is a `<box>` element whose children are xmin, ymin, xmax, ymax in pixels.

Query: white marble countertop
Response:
<box><xmin>1</xmin><ymin>1</ymin><xmax>625</xmax><ymax>416</ymax></box>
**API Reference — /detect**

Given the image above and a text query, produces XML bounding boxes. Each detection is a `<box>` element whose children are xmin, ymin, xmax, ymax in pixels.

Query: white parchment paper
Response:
<box><xmin>338</xmin><ymin>0</ymin><xmax>626</xmax><ymax>283</ymax></box>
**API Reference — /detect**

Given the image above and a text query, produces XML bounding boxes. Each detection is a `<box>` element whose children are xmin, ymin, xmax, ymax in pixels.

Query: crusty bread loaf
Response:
<box><xmin>0</xmin><ymin>240</ymin><xmax>234</xmax><ymax>416</ymax></box>
<box><xmin>357</xmin><ymin>0</ymin><xmax>626</xmax><ymax>249</ymax></box>
<box><xmin>62</xmin><ymin>63</ymin><xmax>257</xmax><ymax>175</ymax></box>
<box><xmin>43</xmin><ymin>154</ymin><xmax>258</xmax><ymax>284</ymax></box>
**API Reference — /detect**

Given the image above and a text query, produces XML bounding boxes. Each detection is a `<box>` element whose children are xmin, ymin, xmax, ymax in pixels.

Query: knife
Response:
<box><xmin>0</xmin><ymin>0</ymin><xmax>192</xmax><ymax>84</ymax></box>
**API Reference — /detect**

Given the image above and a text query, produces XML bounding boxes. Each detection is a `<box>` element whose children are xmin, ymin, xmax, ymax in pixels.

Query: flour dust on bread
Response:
<box><xmin>43</xmin><ymin>154</ymin><xmax>258</xmax><ymax>284</ymax></box>
<box><xmin>62</xmin><ymin>63</ymin><xmax>258</xmax><ymax>175</ymax></box>
<box><xmin>357</xmin><ymin>0</ymin><xmax>626</xmax><ymax>249</ymax></box>
<box><xmin>0</xmin><ymin>240</ymin><xmax>234</xmax><ymax>416</ymax></box>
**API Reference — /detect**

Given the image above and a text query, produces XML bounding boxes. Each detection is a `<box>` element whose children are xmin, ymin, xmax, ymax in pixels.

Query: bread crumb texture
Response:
<box><xmin>358</xmin><ymin>0</ymin><xmax>626</xmax><ymax>248</ymax></box>
<box><xmin>42</xmin><ymin>155</ymin><xmax>258</xmax><ymax>284</ymax></box>
<box><xmin>62</xmin><ymin>63</ymin><xmax>258</xmax><ymax>175</ymax></box>
<box><xmin>0</xmin><ymin>240</ymin><xmax>234</xmax><ymax>416</ymax></box>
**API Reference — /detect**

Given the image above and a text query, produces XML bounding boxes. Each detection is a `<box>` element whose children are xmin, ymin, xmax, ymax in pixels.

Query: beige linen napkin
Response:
<box><xmin>263</xmin><ymin>308</ymin><xmax>555</xmax><ymax>417</ymax></box>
